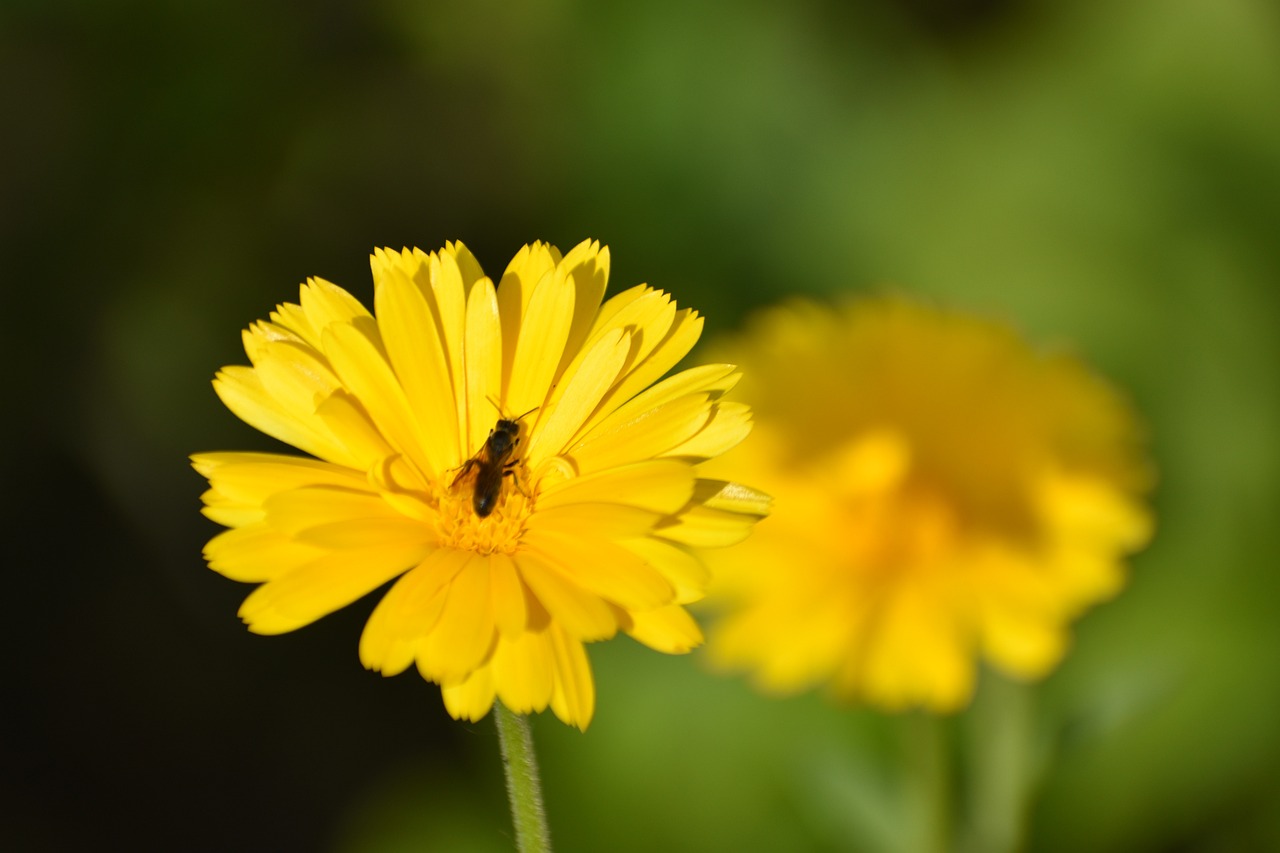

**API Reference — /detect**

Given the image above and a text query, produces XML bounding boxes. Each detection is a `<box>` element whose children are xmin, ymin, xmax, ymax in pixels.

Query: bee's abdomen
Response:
<box><xmin>474</xmin><ymin>491</ymin><xmax>497</xmax><ymax>517</ymax></box>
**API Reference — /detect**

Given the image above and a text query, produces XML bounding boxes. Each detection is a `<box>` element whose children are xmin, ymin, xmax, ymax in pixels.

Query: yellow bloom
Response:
<box><xmin>193</xmin><ymin>240</ymin><xmax>766</xmax><ymax>729</ymax></box>
<box><xmin>702</xmin><ymin>297</ymin><xmax>1153</xmax><ymax>712</ymax></box>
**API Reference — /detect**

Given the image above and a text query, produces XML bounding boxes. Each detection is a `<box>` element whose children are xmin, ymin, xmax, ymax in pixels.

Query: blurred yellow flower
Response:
<box><xmin>702</xmin><ymin>297</ymin><xmax>1153</xmax><ymax>712</ymax></box>
<box><xmin>193</xmin><ymin>240</ymin><xmax>766</xmax><ymax>729</ymax></box>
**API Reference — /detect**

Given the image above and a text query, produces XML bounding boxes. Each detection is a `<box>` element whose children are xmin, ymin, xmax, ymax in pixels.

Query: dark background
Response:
<box><xmin>4</xmin><ymin>1</ymin><xmax>1279</xmax><ymax>850</ymax></box>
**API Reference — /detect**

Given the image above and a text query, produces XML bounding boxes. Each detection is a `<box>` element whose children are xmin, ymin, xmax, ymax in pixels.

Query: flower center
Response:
<box><xmin>435</xmin><ymin>464</ymin><xmax>534</xmax><ymax>555</ymax></box>
<box><xmin>817</xmin><ymin>433</ymin><xmax>962</xmax><ymax>572</ymax></box>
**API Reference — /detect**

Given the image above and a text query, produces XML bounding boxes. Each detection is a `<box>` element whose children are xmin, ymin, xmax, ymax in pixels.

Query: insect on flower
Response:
<box><xmin>452</xmin><ymin>405</ymin><xmax>537</xmax><ymax>517</ymax></box>
<box><xmin>193</xmin><ymin>240</ymin><xmax>770</xmax><ymax>729</ymax></box>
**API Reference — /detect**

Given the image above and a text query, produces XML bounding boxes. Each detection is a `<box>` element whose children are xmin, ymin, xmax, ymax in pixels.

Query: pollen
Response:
<box><xmin>435</xmin><ymin>467</ymin><xmax>534</xmax><ymax>555</ymax></box>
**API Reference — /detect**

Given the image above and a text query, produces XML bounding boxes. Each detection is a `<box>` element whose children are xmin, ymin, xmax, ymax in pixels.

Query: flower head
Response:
<box><xmin>193</xmin><ymin>240</ymin><xmax>766</xmax><ymax>728</ymax></box>
<box><xmin>702</xmin><ymin>297</ymin><xmax>1153</xmax><ymax>712</ymax></box>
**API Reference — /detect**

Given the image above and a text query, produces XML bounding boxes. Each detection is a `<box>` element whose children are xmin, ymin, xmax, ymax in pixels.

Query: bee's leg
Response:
<box><xmin>505</xmin><ymin>461</ymin><xmax>533</xmax><ymax>498</ymax></box>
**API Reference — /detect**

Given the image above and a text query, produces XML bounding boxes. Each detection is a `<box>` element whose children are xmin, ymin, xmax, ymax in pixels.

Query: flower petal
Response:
<box><xmin>322</xmin><ymin>320</ymin><xmax>426</xmax><ymax>469</ymax></box>
<box><xmin>441</xmin><ymin>665</ymin><xmax>496</xmax><ymax>722</ymax></box>
<box><xmin>299</xmin><ymin>276</ymin><xmax>371</xmax><ymax>336</ymax></box>
<box><xmin>192</xmin><ymin>452</ymin><xmax>366</xmax><ymax>504</ymax></box>
<box><xmin>525</xmin><ymin>327</ymin><xmax>630</xmax><ymax>465</ymax></box>
<box><xmin>268</xmin><ymin>302</ymin><xmax>320</xmax><ymax>348</ymax></box>
<box><xmin>567</xmin><ymin>366</ymin><xmax>741</xmax><ymax>473</ymax></box>
<box><xmin>312</xmin><ymin>389</ymin><xmax>396</xmax><ymax>466</ymax></box>
<box><xmin>537</xmin><ymin>460</ymin><xmax>696</xmax><ymax>515</ymax></box>
<box><xmin>428</xmin><ymin>249</ymin><xmax>470</xmax><ymax>448</ymax></box>
<box><xmin>203</xmin><ymin>525</ymin><xmax>328</xmax><ymax>582</ymax></box>
<box><xmin>713</xmin><ymin>590</ymin><xmax>860</xmax><ymax>695</ymax></box>
<box><xmin>851</xmin><ymin>577</ymin><xmax>975</xmax><ymax>712</ymax></box>
<box><xmin>419</xmin><ymin>554</ymin><xmax>497</xmax><ymax>682</ymax></box>
<box><xmin>618</xmin><ymin>537</ymin><xmax>709</xmax><ymax>604</ymax></box>
<box><xmin>463</xmin><ymin>276</ymin><xmax>503</xmax><ymax>457</ymax></box>
<box><xmin>550</xmin><ymin>239</ymin><xmax>611</xmax><ymax>380</ymax></box>
<box><xmin>624</xmin><ymin>604</ymin><xmax>704</xmax><ymax>653</ymax></box>
<box><xmin>589</xmin><ymin>307</ymin><xmax>704</xmax><ymax>430</ymax></box>
<box><xmin>655</xmin><ymin>504</ymin><xmax>761</xmax><ymax>548</ymax></box>
<box><xmin>522</xmin><ymin>529</ymin><xmax>674</xmax><ymax>610</ymax></box>
<box><xmin>551</xmin><ymin>286</ymin><xmax>672</xmax><ymax>429</ymax></box>
<box><xmin>695</xmin><ymin>478</ymin><xmax>774</xmax><ymax>517</ymax></box>
<box><xmin>497</xmin><ymin>242</ymin><xmax>560</xmax><ymax>333</ymax></box>
<box><xmin>199</xmin><ymin>494</ymin><xmax>262</xmax><ymax>528</ymax></box>
<box><xmin>664</xmin><ymin>401</ymin><xmax>753</xmax><ymax>462</ymax></box>
<box><xmin>238</xmin><ymin>544</ymin><xmax>426</xmax><ymax>635</ymax></box>
<box><xmin>547</xmin><ymin>625</ymin><xmax>595</xmax><ymax>729</ymax></box>
<box><xmin>359</xmin><ymin>548</ymin><xmax>471</xmax><ymax>675</ymax></box>
<box><xmin>976</xmin><ymin>576</ymin><xmax>1068</xmax><ymax>678</ymax></box>
<box><xmin>513</xmin><ymin>551</ymin><xmax>618</xmax><ymax>641</ymax></box>
<box><xmin>445</xmin><ymin>241</ymin><xmax>486</xmax><ymax>289</ymax></box>
<box><xmin>372</xmin><ymin>249</ymin><xmax>461</xmax><ymax>474</ymax></box>
<box><xmin>263</xmin><ymin>485</ymin><xmax>400</xmax><ymax>535</ymax></box>
<box><xmin>526</xmin><ymin>503</ymin><xmax>663</xmax><ymax>540</ymax></box>
<box><xmin>569</xmin><ymin>393</ymin><xmax>712</xmax><ymax>474</ymax></box>
<box><xmin>490</xmin><ymin>551</ymin><xmax>530</xmax><ymax>639</ymax></box>
<box><xmin>212</xmin><ymin>367</ymin><xmax>356</xmax><ymax>468</ymax></box>
<box><xmin>1039</xmin><ymin>472</ymin><xmax>1153</xmax><ymax>552</ymax></box>
<box><xmin>491</xmin><ymin>630</ymin><xmax>556</xmax><ymax>715</ymax></box>
<box><xmin>293</xmin><ymin>517</ymin><xmax>435</xmax><ymax>550</ymax></box>
<box><xmin>617</xmin><ymin>362</ymin><xmax>741</xmax><ymax>416</ymax></box>
<box><xmin>505</xmin><ymin>267</ymin><xmax>575</xmax><ymax>419</ymax></box>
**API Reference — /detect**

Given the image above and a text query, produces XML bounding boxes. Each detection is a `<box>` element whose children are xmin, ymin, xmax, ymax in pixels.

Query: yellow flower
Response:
<box><xmin>702</xmin><ymin>297</ymin><xmax>1153</xmax><ymax>712</ymax></box>
<box><xmin>193</xmin><ymin>240</ymin><xmax>767</xmax><ymax>729</ymax></box>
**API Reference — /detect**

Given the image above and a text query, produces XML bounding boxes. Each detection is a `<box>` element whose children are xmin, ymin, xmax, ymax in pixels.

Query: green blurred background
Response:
<box><xmin>4</xmin><ymin>0</ymin><xmax>1278</xmax><ymax>850</ymax></box>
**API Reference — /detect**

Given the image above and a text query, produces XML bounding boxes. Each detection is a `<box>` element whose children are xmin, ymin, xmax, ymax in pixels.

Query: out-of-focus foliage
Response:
<box><xmin>3</xmin><ymin>0</ymin><xmax>1277</xmax><ymax>850</ymax></box>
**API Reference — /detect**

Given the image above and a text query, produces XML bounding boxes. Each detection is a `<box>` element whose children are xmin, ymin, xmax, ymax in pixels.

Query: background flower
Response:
<box><xmin>702</xmin><ymin>298</ymin><xmax>1153</xmax><ymax>711</ymax></box>
<box><xmin>194</xmin><ymin>241</ymin><xmax>764</xmax><ymax>729</ymax></box>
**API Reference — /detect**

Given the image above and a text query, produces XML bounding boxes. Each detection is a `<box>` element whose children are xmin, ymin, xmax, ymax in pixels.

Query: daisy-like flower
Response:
<box><xmin>193</xmin><ymin>240</ymin><xmax>767</xmax><ymax>729</ymax></box>
<box><xmin>701</xmin><ymin>297</ymin><xmax>1153</xmax><ymax>712</ymax></box>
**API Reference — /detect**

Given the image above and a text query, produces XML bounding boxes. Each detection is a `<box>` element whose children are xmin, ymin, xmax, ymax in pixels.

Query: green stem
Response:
<box><xmin>494</xmin><ymin>701</ymin><xmax>552</xmax><ymax>853</ymax></box>
<box><xmin>905</xmin><ymin>712</ymin><xmax>951</xmax><ymax>853</ymax></box>
<box><xmin>964</xmin><ymin>675</ymin><xmax>1034</xmax><ymax>853</ymax></box>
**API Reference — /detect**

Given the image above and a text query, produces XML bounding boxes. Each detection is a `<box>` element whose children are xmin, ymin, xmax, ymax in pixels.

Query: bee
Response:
<box><xmin>452</xmin><ymin>406</ymin><xmax>536</xmax><ymax>517</ymax></box>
